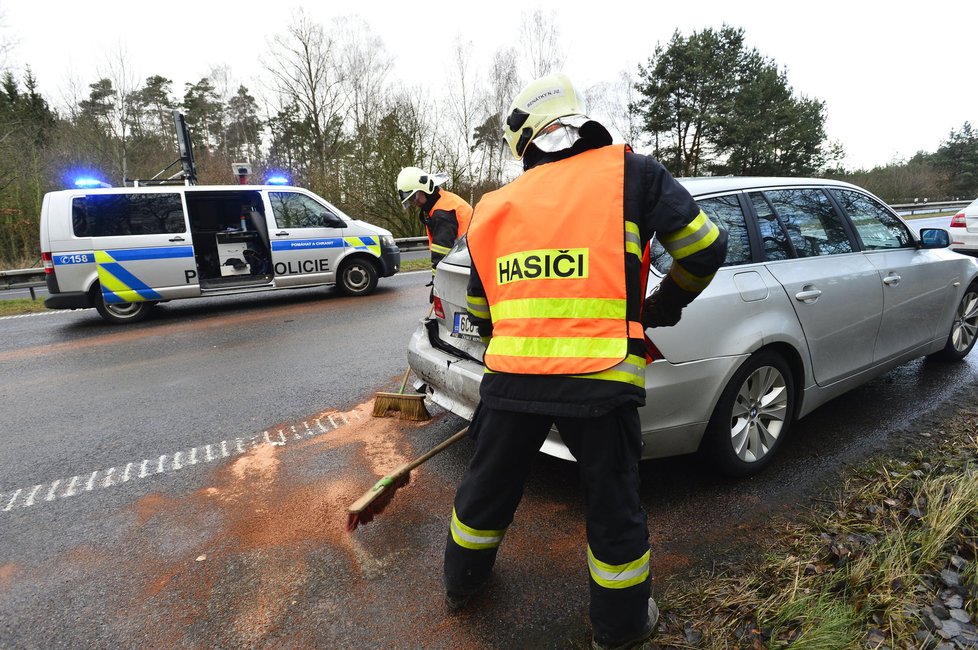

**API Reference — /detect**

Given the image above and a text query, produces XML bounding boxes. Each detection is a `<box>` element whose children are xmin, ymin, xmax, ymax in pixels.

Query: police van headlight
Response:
<box><xmin>380</xmin><ymin>235</ymin><xmax>395</xmax><ymax>247</ymax></box>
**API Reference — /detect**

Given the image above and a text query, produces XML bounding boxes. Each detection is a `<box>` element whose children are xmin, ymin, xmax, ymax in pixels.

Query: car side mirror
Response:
<box><xmin>325</xmin><ymin>215</ymin><xmax>345</xmax><ymax>228</ymax></box>
<box><xmin>918</xmin><ymin>228</ymin><xmax>950</xmax><ymax>249</ymax></box>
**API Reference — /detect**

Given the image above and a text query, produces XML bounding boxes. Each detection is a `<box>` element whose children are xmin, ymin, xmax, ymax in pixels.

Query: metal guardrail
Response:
<box><xmin>889</xmin><ymin>200</ymin><xmax>969</xmax><ymax>216</ymax></box>
<box><xmin>0</xmin><ymin>268</ymin><xmax>46</xmax><ymax>299</ymax></box>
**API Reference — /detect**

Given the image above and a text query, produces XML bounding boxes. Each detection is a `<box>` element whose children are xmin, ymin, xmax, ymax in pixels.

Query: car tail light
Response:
<box><xmin>645</xmin><ymin>336</ymin><xmax>665</xmax><ymax>361</ymax></box>
<box><xmin>950</xmin><ymin>212</ymin><xmax>966</xmax><ymax>227</ymax></box>
<box><xmin>42</xmin><ymin>251</ymin><xmax>54</xmax><ymax>274</ymax></box>
<box><xmin>432</xmin><ymin>295</ymin><xmax>445</xmax><ymax>319</ymax></box>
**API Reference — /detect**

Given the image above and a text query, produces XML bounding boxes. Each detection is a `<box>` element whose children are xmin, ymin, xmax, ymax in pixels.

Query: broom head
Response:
<box><xmin>371</xmin><ymin>392</ymin><xmax>431</xmax><ymax>421</ymax></box>
<box><xmin>347</xmin><ymin>470</ymin><xmax>412</xmax><ymax>532</ymax></box>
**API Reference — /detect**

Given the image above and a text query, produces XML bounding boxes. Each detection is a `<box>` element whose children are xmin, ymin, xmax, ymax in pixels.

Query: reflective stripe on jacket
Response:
<box><xmin>468</xmin><ymin>144</ymin><xmax>644</xmax><ymax>376</ymax></box>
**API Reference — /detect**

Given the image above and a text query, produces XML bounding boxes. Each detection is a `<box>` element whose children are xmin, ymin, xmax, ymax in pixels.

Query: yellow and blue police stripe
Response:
<box><xmin>95</xmin><ymin>247</ymin><xmax>194</xmax><ymax>304</ymax></box>
<box><xmin>270</xmin><ymin>236</ymin><xmax>381</xmax><ymax>257</ymax></box>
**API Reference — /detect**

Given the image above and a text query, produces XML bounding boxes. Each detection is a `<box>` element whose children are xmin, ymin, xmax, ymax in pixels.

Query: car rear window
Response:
<box><xmin>72</xmin><ymin>193</ymin><xmax>185</xmax><ymax>237</ymax></box>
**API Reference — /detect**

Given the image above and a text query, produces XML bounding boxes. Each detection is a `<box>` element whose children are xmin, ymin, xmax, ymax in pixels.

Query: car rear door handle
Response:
<box><xmin>169</xmin><ymin>236</ymin><xmax>185</xmax><ymax>242</ymax></box>
<box><xmin>794</xmin><ymin>287</ymin><xmax>822</xmax><ymax>302</ymax></box>
<box><xmin>883</xmin><ymin>274</ymin><xmax>901</xmax><ymax>286</ymax></box>
<box><xmin>275</xmin><ymin>231</ymin><xmax>290</xmax><ymax>236</ymax></box>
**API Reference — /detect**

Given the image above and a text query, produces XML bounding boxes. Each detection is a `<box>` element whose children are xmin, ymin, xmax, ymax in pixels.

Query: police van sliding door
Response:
<box><xmin>267</xmin><ymin>191</ymin><xmax>346</xmax><ymax>288</ymax></box>
<box><xmin>74</xmin><ymin>192</ymin><xmax>199</xmax><ymax>303</ymax></box>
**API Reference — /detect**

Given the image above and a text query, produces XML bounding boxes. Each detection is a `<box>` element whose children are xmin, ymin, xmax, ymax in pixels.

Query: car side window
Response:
<box><xmin>750</xmin><ymin>192</ymin><xmax>792</xmax><ymax>261</ymax></box>
<box><xmin>829</xmin><ymin>188</ymin><xmax>912</xmax><ymax>250</ymax></box>
<box><xmin>762</xmin><ymin>188</ymin><xmax>853</xmax><ymax>258</ymax></box>
<box><xmin>698</xmin><ymin>194</ymin><xmax>751</xmax><ymax>266</ymax></box>
<box><xmin>270</xmin><ymin>192</ymin><xmax>342</xmax><ymax>228</ymax></box>
<box><xmin>648</xmin><ymin>195</ymin><xmax>750</xmax><ymax>272</ymax></box>
<box><xmin>72</xmin><ymin>193</ymin><xmax>185</xmax><ymax>237</ymax></box>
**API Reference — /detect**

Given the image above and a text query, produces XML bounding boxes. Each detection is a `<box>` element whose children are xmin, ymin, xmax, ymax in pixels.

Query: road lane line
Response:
<box><xmin>0</xmin><ymin>406</ymin><xmax>360</xmax><ymax>514</ymax></box>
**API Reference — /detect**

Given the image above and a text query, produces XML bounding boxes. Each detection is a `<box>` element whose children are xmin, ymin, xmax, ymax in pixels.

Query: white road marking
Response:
<box><xmin>0</xmin><ymin>408</ymin><xmax>365</xmax><ymax>513</ymax></box>
<box><xmin>0</xmin><ymin>310</ymin><xmax>73</xmax><ymax>321</ymax></box>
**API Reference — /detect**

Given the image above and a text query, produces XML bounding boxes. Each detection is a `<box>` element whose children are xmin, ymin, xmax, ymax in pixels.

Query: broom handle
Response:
<box><xmin>396</xmin><ymin>367</ymin><xmax>412</xmax><ymax>394</ymax></box>
<box><xmin>390</xmin><ymin>426</ymin><xmax>469</xmax><ymax>476</ymax></box>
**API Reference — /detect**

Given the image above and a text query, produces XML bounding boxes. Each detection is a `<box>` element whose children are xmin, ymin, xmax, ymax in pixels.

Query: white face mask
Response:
<box><xmin>531</xmin><ymin>115</ymin><xmax>590</xmax><ymax>153</ymax></box>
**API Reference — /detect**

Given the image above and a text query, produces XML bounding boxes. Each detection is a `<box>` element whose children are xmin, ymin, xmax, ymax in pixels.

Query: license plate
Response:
<box><xmin>451</xmin><ymin>311</ymin><xmax>481</xmax><ymax>341</ymax></box>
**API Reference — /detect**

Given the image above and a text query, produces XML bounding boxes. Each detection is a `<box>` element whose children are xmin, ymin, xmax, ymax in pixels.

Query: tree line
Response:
<box><xmin>1</xmin><ymin>17</ymin><xmax>975</xmax><ymax>268</ymax></box>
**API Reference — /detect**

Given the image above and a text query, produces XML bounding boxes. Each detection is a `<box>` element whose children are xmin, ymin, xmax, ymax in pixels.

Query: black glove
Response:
<box><xmin>643</xmin><ymin>288</ymin><xmax>684</xmax><ymax>328</ymax></box>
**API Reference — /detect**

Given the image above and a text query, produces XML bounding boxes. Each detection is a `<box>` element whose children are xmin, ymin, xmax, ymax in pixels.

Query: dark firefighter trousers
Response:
<box><xmin>444</xmin><ymin>403</ymin><xmax>651</xmax><ymax>645</ymax></box>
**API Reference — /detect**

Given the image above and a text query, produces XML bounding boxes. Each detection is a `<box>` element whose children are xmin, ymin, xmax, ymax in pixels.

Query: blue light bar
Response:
<box><xmin>74</xmin><ymin>178</ymin><xmax>111</xmax><ymax>189</ymax></box>
<box><xmin>266</xmin><ymin>175</ymin><xmax>290</xmax><ymax>186</ymax></box>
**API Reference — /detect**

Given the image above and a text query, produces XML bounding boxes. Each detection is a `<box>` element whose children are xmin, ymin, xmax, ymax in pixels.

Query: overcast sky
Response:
<box><xmin>4</xmin><ymin>0</ymin><xmax>975</xmax><ymax>170</ymax></box>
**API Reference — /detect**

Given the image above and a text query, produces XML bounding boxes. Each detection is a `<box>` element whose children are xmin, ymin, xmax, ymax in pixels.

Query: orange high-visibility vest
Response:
<box><xmin>426</xmin><ymin>190</ymin><xmax>472</xmax><ymax>246</ymax></box>
<box><xmin>468</xmin><ymin>144</ymin><xmax>644</xmax><ymax>375</ymax></box>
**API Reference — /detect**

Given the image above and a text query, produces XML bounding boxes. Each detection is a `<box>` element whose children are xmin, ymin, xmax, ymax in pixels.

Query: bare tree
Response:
<box><xmin>443</xmin><ymin>37</ymin><xmax>481</xmax><ymax>201</ymax></box>
<box><xmin>519</xmin><ymin>9</ymin><xmax>565</xmax><ymax>79</ymax></box>
<box><xmin>586</xmin><ymin>69</ymin><xmax>643</xmax><ymax>147</ymax></box>
<box><xmin>264</xmin><ymin>9</ymin><xmax>347</xmax><ymax>186</ymax></box>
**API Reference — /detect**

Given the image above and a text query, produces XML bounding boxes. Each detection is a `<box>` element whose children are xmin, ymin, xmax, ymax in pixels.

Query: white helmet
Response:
<box><xmin>503</xmin><ymin>72</ymin><xmax>588</xmax><ymax>160</ymax></box>
<box><xmin>396</xmin><ymin>167</ymin><xmax>448</xmax><ymax>205</ymax></box>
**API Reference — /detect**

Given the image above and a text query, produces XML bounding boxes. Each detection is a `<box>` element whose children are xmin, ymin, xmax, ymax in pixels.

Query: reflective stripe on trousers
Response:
<box><xmin>450</xmin><ymin>508</ymin><xmax>506</xmax><ymax>550</ymax></box>
<box><xmin>587</xmin><ymin>546</ymin><xmax>650</xmax><ymax>589</ymax></box>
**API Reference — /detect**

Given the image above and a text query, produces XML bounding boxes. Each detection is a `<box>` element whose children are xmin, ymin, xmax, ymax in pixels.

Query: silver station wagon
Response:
<box><xmin>407</xmin><ymin>177</ymin><xmax>978</xmax><ymax>477</ymax></box>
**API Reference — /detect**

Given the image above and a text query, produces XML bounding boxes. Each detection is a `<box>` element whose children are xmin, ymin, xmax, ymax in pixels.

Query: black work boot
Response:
<box><xmin>444</xmin><ymin>580</ymin><xmax>488</xmax><ymax>612</ymax></box>
<box><xmin>591</xmin><ymin>598</ymin><xmax>659</xmax><ymax>650</ymax></box>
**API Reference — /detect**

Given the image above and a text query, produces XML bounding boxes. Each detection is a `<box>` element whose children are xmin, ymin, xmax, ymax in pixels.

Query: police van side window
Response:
<box><xmin>71</xmin><ymin>194</ymin><xmax>185</xmax><ymax>237</ymax></box>
<box><xmin>270</xmin><ymin>193</ymin><xmax>342</xmax><ymax>228</ymax></box>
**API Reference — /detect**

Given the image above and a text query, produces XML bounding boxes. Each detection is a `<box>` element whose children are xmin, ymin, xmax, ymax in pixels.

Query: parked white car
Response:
<box><xmin>949</xmin><ymin>196</ymin><xmax>978</xmax><ymax>255</ymax></box>
<box><xmin>407</xmin><ymin>177</ymin><xmax>978</xmax><ymax>477</ymax></box>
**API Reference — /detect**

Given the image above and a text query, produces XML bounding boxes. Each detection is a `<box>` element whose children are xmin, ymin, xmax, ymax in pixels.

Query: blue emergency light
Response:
<box><xmin>266</xmin><ymin>175</ymin><xmax>290</xmax><ymax>185</ymax></box>
<box><xmin>73</xmin><ymin>178</ymin><xmax>111</xmax><ymax>189</ymax></box>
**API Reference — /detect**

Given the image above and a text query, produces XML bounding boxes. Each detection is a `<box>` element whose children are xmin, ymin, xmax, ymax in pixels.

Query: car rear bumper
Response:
<box><xmin>408</xmin><ymin>320</ymin><xmax>748</xmax><ymax>461</ymax></box>
<box><xmin>950</xmin><ymin>228</ymin><xmax>978</xmax><ymax>255</ymax></box>
<box><xmin>44</xmin><ymin>291</ymin><xmax>93</xmax><ymax>310</ymax></box>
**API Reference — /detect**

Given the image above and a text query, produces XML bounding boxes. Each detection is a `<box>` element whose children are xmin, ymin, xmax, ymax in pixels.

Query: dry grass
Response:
<box><xmin>653</xmin><ymin>412</ymin><xmax>978</xmax><ymax>649</ymax></box>
<box><xmin>0</xmin><ymin>298</ymin><xmax>48</xmax><ymax>316</ymax></box>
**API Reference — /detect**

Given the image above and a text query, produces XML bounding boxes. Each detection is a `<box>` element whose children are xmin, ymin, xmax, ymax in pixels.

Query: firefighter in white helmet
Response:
<box><xmin>396</xmin><ymin>167</ymin><xmax>472</xmax><ymax>299</ymax></box>
<box><xmin>442</xmin><ymin>72</ymin><xmax>727</xmax><ymax>649</ymax></box>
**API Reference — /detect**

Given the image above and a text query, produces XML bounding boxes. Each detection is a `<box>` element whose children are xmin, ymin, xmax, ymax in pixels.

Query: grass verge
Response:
<box><xmin>0</xmin><ymin>298</ymin><xmax>48</xmax><ymax>316</ymax></box>
<box><xmin>400</xmin><ymin>258</ymin><xmax>431</xmax><ymax>273</ymax></box>
<box><xmin>654</xmin><ymin>410</ymin><xmax>978</xmax><ymax>649</ymax></box>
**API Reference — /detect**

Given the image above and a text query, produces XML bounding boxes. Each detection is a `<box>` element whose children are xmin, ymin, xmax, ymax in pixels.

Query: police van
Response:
<box><xmin>40</xmin><ymin>183</ymin><xmax>401</xmax><ymax>323</ymax></box>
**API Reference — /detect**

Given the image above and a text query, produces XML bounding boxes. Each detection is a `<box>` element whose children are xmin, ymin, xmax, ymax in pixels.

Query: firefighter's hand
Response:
<box><xmin>643</xmin><ymin>290</ymin><xmax>683</xmax><ymax>328</ymax></box>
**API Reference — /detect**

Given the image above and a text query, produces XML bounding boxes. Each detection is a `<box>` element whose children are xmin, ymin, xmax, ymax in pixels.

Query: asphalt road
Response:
<box><xmin>1</xmin><ymin>269</ymin><xmax>977</xmax><ymax>648</ymax></box>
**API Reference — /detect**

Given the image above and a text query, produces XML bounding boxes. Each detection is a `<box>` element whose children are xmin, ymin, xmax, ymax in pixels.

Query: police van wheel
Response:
<box><xmin>702</xmin><ymin>350</ymin><xmax>795</xmax><ymax>478</ymax></box>
<box><xmin>92</xmin><ymin>286</ymin><xmax>155</xmax><ymax>324</ymax></box>
<box><xmin>337</xmin><ymin>258</ymin><xmax>378</xmax><ymax>296</ymax></box>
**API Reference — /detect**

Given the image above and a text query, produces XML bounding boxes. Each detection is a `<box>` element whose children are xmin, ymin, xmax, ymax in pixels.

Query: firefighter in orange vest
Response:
<box><xmin>443</xmin><ymin>73</ymin><xmax>727</xmax><ymax>649</ymax></box>
<box><xmin>396</xmin><ymin>167</ymin><xmax>472</xmax><ymax>296</ymax></box>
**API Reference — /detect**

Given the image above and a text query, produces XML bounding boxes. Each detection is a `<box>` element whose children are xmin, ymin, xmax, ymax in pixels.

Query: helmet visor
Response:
<box><xmin>398</xmin><ymin>189</ymin><xmax>417</xmax><ymax>206</ymax></box>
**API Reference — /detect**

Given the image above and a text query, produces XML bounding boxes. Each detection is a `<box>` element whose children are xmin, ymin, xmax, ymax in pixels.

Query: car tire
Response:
<box><xmin>928</xmin><ymin>281</ymin><xmax>978</xmax><ymax>362</ymax></box>
<box><xmin>703</xmin><ymin>349</ymin><xmax>795</xmax><ymax>478</ymax></box>
<box><xmin>92</xmin><ymin>284</ymin><xmax>155</xmax><ymax>324</ymax></box>
<box><xmin>336</xmin><ymin>257</ymin><xmax>379</xmax><ymax>297</ymax></box>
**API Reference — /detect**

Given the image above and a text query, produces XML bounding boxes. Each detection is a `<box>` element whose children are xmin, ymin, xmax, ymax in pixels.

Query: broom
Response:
<box><xmin>372</xmin><ymin>367</ymin><xmax>431</xmax><ymax>421</ymax></box>
<box><xmin>347</xmin><ymin>426</ymin><xmax>469</xmax><ymax>532</ymax></box>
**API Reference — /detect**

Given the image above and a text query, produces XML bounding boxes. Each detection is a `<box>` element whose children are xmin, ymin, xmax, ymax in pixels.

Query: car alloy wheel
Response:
<box><xmin>730</xmin><ymin>365</ymin><xmax>789</xmax><ymax>463</ymax></box>
<box><xmin>704</xmin><ymin>349</ymin><xmax>795</xmax><ymax>477</ymax></box>
<box><xmin>950</xmin><ymin>286</ymin><xmax>978</xmax><ymax>353</ymax></box>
